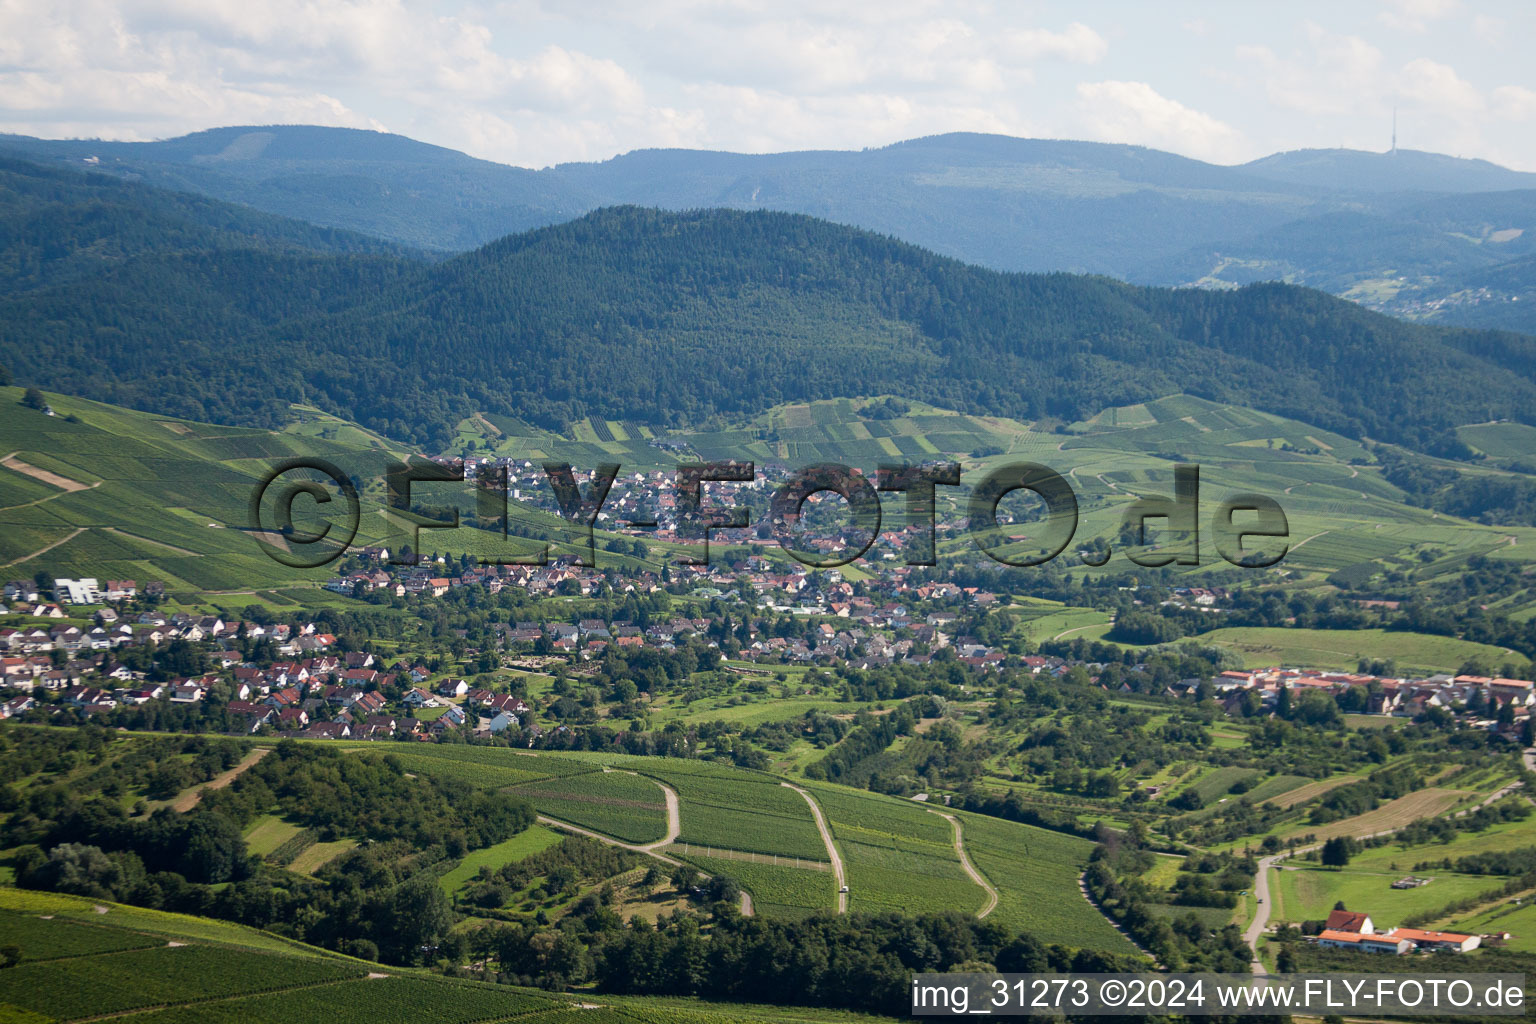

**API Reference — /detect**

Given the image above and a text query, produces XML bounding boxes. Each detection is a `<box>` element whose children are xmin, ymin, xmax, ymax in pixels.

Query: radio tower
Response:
<box><xmin>1391</xmin><ymin>108</ymin><xmax>1397</xmax><ymax>156</ymax></box>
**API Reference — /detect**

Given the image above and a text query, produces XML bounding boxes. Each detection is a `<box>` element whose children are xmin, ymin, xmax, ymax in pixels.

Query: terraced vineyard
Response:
<box><xmin>514</xmin><ymin>771</ymin><xmax>670</xmax><ymax>844</ymax></box>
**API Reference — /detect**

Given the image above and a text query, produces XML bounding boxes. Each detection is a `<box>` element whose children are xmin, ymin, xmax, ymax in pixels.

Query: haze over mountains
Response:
<box><xmin>2</xmin><ymin>126</ymin><xmax>1534</xmax><ymax>336</ymax></box>
<box><xmin>2</xmin><ymin>153</ymin><xmax>1535</xmax><ymax>461</ymax></box>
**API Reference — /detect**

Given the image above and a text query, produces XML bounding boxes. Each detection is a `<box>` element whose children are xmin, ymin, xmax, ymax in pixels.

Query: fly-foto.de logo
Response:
<box><xmin>248</xmin><ymin>459</ymin><xmax>1290</xmax><ymax>571</ymax></box>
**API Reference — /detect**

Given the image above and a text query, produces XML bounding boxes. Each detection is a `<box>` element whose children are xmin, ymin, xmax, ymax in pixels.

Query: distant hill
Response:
<box><xmin>5</xmin><ymin>126</ymin><xmax>1534</xmax><ymax>335</ymax></box>
<box><xmin>2</xmin><ymin>157</ymin><xmax>1536</xmax><ymax>457</ymax></box>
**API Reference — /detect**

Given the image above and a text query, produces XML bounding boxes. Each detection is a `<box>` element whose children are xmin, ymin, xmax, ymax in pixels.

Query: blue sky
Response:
<box><xmin>2</xmin><ymin>1</ymin><xmax>1533</xmax><ymax>169</ymax></box>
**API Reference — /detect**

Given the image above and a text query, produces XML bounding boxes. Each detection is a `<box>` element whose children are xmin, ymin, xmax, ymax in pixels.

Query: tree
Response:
<box><xmin>1320</xmin><ymin>837</ymin><xmax>1354</xmax><ymax>868</ymax></box>
<box><xmin>385</xmin><ymin>875</ymin><xmax>455</xmax><ymax>964</ymax></box>
<box><xmin>0</xmin><ymin>362</ymin><xmax>11</xmax><ymax>387</ymax></box>
<box><xmin>21</xmin><ymin>387</ymin><xmax>46</xmax><ymax>411</ymax></box>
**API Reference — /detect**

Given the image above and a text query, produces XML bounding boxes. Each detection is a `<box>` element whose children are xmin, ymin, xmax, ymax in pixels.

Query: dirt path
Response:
<box><xmin>1078</xmin><ymin>870</ymin><xmax>1158</xmax><ymax>964</ymax></box>
<box><xmin>645</xmin><ymin>780</ymin><xmax>682</xmax><ymax>851</ymax></box>
<box><xmin>1</xmin><ymin>452</ymin><xmax>90</xmax><ymax>491</ymax></box>
<box><xmin>172</xmin><ymin>747</ymin><xmax>270</xmax><ymax>812</ymax></box>
<box><xmin>2</xmin><ymin>527</ymin><xmax>85</xmax><ymax>568</ymax></box>
<box><xmin>537</xmin><ymin>815</ymin><xmax>686</xmax><ymax>867</ymax></box>
<box><xmin>1288</xmin><ymin>530</ymin><xmax>1331</xmax><ymax>552</ymax></box>
<box><xmin>537</xmin><ymin>793</ymin><xmax>753</xmax><ymax>917</ymax></box>
<box><xmin>930</xmin><ymin>810</ymin><xmax>997</xmax><ymax>918</ymax></box>
<box><xmin>100</xmin><ymin>527</ymin><xmax>200</xmax><ymax>556</ymax></box>
<box><xmin>783</xmin><ymin>783</ymin><xmax>847</xmax><ymax>913</ymax></box>
<box><xmin>1053</xmin><ymin>618</ymin><xmax>1111</xmax><ymax>642</ymax></box>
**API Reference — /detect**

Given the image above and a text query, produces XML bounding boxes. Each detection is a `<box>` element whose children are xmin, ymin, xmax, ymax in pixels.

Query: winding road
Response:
<box><xmin>783</xmin><ymin>783</ymin><xmax>847</xmax><ymax>913</ymax></box>
<box><xmin>930</xmin><ymin>810</ymin><xmax>998</xmax><ymax>918</ymax></box>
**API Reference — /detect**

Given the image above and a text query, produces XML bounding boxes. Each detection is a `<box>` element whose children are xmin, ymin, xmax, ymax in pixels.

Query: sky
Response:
<box><xmin>1</xmin><ymin>0</ymin><xmax>1534</xmax><ymax>170</ymax></box>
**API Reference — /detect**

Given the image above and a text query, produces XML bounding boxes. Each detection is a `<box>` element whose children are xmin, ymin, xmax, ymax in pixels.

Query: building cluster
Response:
<box><xmin>1315</xmin><ymin>908</ymin><xmax>1482</xmax><ymax>955</ymax></box>
<box><xmin>1210</xmin><ymin>667</ymin><xmax>1534</xmax><ymax>733</ymax></box>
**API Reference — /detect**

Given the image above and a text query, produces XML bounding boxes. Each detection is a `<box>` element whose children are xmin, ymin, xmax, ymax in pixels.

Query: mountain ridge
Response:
<box><xmin>1</xmin><ymin>155</ymin><xmax>1534</xmax><ymax>458</ymax></box>
<box><xmin>4</xmin><ymin>125</ymin><xmax>1531</xmax><ymax>334</ymax></box>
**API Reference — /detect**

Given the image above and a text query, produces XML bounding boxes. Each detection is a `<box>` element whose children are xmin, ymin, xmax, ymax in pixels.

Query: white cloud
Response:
<box><xmin>1238</xmin><ymin>23</ymin><xmax>1385</xmax><ymax>117</ymax></box>
<box><xmin>1074</xmin><ymin>80</ymin><xmax>1244</xmax><ymax>162</ymax></box>
<box><xmin>1397</xmin><ymin>58</ymin><xmax>1483</xmax><ymax>114</ymax></box>
<box><xmin>1492</xmin><ymin>85</ymin><xmax>1536</xmax><ymax>121</ymax></box>
<box><xmin>1377</xmin><ymin>0</ymin><xmax>1461</xmax><ymax>33</ymax></box>
<box><xmin>1004</xmin><ymin>23</ymin><xmax>1107</xmax><ymax>64</ymax></box>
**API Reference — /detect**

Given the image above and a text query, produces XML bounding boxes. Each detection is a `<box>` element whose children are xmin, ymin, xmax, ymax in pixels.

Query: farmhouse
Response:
<box><xmin>1313</xmin><ymin>907</ymin><xmax>1479</xmax><ymax>954</ymax></box>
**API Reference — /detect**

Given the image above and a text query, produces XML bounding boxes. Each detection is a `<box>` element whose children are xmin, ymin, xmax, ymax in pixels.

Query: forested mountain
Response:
<box><xmin>3</xmin><ymin>155</ymin><xmax>1536</xmax><ymax>455</ymax></box>
<box><xmin>3</xmin><ymin>126</ymin><xmax>1534</xmax><ymax>333</ymax></box>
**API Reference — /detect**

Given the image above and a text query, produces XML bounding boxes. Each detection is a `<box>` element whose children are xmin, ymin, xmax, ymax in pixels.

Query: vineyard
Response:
<box><xmin>680</xmin><ymin>855</ymin><xmax>836</xmax><ymax>919</ymax></box>
<box><xmin>806</xmin><ymin>785</ymin><xmax>979</xmax><ymax>916</ymax></box>
<box><xmin>651</xmin><ymin>772</ymin><xmax>828</xmax><ymax>861</ymax></box>
<box><xmin>0</xmin><ymin>944</ymin><xmax>364</xmax><ymax>1020</ymax></box>
<box><xmin>513</xmin><ymin>771</ymin><xmax>669</xmax><ymax>845</ymax></box>
<box><xmin>0</xmin><ymin>910</ymin><xmax>161</xmax><ymax>961</ymax></box>
<box><xmin>0</xmin><ymin>888</ymin><xmax>903</xmax><ymax>1024</ymax></box>
<box><xmin>364</xmin><ymin>746</ymin><xmax>599</xmax><ymax>791</ymax></box>
<box><xmin>111</xmin><ymin>976</ymin><xmax>549</xmax><ymax>1024</ymax></box>
<box><xmin>947</xmin><ymin>810</ymin><xmax>1134</xmax><ymax>953</ymax></box>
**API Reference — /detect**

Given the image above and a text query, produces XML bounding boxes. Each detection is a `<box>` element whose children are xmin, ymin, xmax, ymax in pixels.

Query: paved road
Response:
<box><xmin>1246</xmin><ymin>854</ymin><xmax>1284</xmax><ymax>975</ymax></box>
<box><xmin>930</xmin><ymin>810</ymin><xmax>998</xmax><ymax>918</ymax></box>
<box><xmin>784</xmin><ymin>783</ymin><xmax>847</xmax><ymax>913</ymax></box>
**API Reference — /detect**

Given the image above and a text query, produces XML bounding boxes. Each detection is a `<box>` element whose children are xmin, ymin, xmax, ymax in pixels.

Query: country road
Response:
<box><xmin>930</xmin><ymin>810</ymin><xmax>997</xmax><ymax>918</ymax></box>
<box><xmin>1244</xmin><ymin>767</ymin><xmax>1529</xmax><ymax>972</ymax></box>
<box><xmin>1245</xmin><ymin>853</ymin><xmax>1283</xmax><ymax>975</ymax></box>
<box><xmin>784</xmin><ymin>782</ymin><xmax>846</xmax><ymax>913</ymax></box>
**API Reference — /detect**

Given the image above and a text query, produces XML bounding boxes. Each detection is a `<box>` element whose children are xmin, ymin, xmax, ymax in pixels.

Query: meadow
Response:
<box><xmin>437</xmin><ymin>824</ymin><xmax>565</xmax><ymax>892</ymax></box>
<box><xmin>1190</xmin><ymin>626</ymin><xmax>1527</xmax><ymax>675</ymax></box>
<box><xmin>1271</xmin><ymin>864</ymin><xmax>1500</xmax><ymax>929</ymax></box>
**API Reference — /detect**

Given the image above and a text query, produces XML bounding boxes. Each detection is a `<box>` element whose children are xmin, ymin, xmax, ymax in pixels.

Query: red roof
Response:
<box><xmin>1325</xmin><ymin>909</ymin><xmax>1370</xmax><ymax>932</ymax></box>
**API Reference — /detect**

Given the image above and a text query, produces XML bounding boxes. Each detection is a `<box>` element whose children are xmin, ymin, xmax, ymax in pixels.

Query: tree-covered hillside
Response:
<box><xmin>3</xmin><ymin>157</ymin><xmax>1536</xmax><ymax>453</ymax></box>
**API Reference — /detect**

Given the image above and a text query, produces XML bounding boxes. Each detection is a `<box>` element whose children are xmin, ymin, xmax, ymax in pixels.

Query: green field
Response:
<box><xmin>244</xmin><ymin>816</ymin><xmax>305</xmax><ymax>857</ymax></box>
<box><xmin>1193</xmin><ymin>626</ymin><xmax>1527</xmax><ymax>675</ymax></box>
<box><xmin>1445</xmin><ymin>898</ymin><xmax>1536</xmax><ymax>951</ymax></box>
<box><xmin>437</xmin><ymin>824</ymin><xmax>564</xmax><ymax>892</ymax></box>
<box><xmin>1344</xmin><ymin>815</ymin><xmax>1536</xmax><ymax>875</ymax></box>
<box><xmin>1271</xmin><ymin>864</ymin><xmax>1501</xmax><ymax>928</ymax></box>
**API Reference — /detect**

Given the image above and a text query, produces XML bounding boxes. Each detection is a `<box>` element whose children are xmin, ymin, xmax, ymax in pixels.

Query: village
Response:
<box><xmin>2</xmin><ymin>557</ymin><xmax>1534</xmax><ymax>747</ymax></box>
